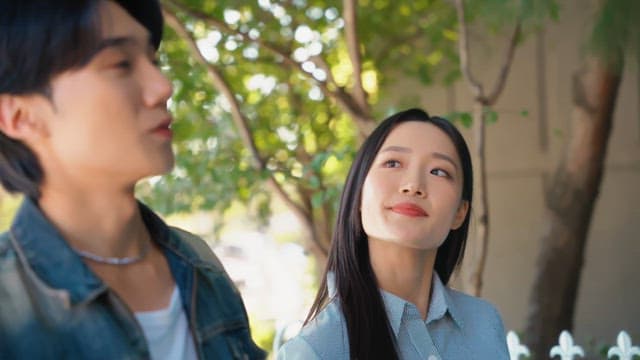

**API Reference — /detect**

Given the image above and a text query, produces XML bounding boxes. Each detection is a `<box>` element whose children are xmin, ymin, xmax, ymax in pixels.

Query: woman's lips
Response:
<box><xmin>390</xmin><ymin>203</ymin><xmax>428</xmax><ymax>217</ymax></box>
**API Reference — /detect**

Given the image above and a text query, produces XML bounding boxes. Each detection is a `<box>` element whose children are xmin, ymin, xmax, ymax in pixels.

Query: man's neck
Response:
<box><xmin>37</xmin><ymin>186</ymin><xmax>147</xmax><ymax>259</ymax></box>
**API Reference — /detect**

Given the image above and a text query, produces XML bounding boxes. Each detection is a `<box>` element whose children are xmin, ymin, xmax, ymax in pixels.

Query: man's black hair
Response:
<box><xmin>0</xmin><ymin>0</ymin><xmax>163</xmax><ymax>198</ymax></box>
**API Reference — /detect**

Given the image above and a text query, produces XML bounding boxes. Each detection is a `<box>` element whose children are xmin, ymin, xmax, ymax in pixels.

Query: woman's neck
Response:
<box><xmin>369</xmin><ymin>239</ymin><xmax>437</xmax><ymax>319</ymax></box>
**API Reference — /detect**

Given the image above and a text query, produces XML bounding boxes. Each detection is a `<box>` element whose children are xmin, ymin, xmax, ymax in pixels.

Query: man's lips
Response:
<box><xmin>151</xmin><ymin>118</ymin><xmax>173</xmax><ymax>139</ymax></box>
<box><xmin>390</xmin><ymin>203</ymin><xmax>428</xmax><ymax>217</ymax></box>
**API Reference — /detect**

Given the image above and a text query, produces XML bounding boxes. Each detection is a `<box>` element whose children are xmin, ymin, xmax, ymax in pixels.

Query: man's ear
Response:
<box><xmin>451</xmin><ymin>200</ymin><xmax>469</xmax><ymax>230</ymax></box>
<box><xmin>0</xmin><ymin>95</ymin><xmax>41</xmax><ymax>140</ymax></box>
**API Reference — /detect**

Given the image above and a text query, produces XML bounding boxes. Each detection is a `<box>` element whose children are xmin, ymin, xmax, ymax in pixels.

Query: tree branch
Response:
<box><xmin>164</xmin><ymin>0</ymin><xmax>292</xmax><ymax>63</ymax></box>
<box><xmin>311</xmin><ymin>55</ymin><xmax>339</xmax><ymax>91</ymax></box>
<box><xmin>296</xmin><ymin>183</ymin><xmax>330</xmax><ymax>254</ymax></box>
<box><xmin>163</xmin><ymin>8</ymin><xmax>312</xmax><ymax>222</ymax></box>
<box><xmin>455</xmin><ymin>0</ymin><xmax>522</xmax><ymax>106</ymax></box>
<box><xmin>372</xmin><ymin>30</ymin><xmax>425</xmax><ymax>66</ymax></box>
<box><xmin>454</xmin><ymin>0</ymin><xmax>484</xmax><ymax>99</ymax></box>
<box><xmin>162</xmin><ymin>0</ymin><xmax>370</xmax><ymax>125</ymax></box>
<box><xmin>485</xmin><ymin>22</ymin><xmax>522</xmax><ymax>105</ymax></box>
<box><xmin>343</xmin><ymin>0</ymin><xmax>368</xmax><ymax>111</ymax></box>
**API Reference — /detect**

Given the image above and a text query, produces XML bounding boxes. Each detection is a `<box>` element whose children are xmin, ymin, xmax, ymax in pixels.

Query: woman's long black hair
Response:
<box><xmin>305</xmin><ymin>108</ymin><xmax>474</xmax><ymax>359</ymax></box>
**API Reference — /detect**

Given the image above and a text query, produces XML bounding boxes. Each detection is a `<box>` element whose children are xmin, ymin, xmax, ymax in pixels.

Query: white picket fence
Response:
<box><xmin>273</xmin><ymin>323</ymin><xmax>639</xmax><ymax>359</ymax></box>
<box><xmin>507</xmin><ymin>330</ymin><xmax>640</xmax><ymax>360</ymax></box>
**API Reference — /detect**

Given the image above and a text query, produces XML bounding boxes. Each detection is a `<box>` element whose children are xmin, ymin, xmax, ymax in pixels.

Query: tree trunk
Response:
<box><xmin>453</xmin><ymin>0</ymin><xmax>521</xmax><ymax>296</ymax></box>
<box><xmin>465</xmin><ymin>102</ymin><xmax>490</xmax><ymax>296</ymax></box>
<box><xmin>525</xmin><ymin>56</ymin><xmax>622</xmax><ymax>357</ymax></box>
<box><xmin>309</xmin><ymin>217</ymin><xmax>331</xmax><ymax>278</ymax></box>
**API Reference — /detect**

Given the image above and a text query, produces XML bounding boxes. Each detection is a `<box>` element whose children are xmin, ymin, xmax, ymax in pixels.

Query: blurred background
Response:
<box><xmin>1</xmin><ymin>0</ymin><xmax>638</xmax><ymax>358</ymax></box>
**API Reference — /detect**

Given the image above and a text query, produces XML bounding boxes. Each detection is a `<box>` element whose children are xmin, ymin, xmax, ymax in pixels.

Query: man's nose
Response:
<box><xmin>143</xmin><ymin>61</ymin><xmax>173</xmax><ymax>108</ymax></box>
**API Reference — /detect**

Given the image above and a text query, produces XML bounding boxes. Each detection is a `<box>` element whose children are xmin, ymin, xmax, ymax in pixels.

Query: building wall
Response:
<box><xmin>385</xmin><ymin>0</ymin><xmax>639</xmax><ymax>344</ymax></box>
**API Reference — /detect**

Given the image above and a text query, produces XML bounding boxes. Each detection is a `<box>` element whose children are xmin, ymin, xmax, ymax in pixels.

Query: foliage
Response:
<box><xmin>464</xmin><ymin>0</ymin><xmax>558</xmax><ymax>31</ymax></box>
<box><xmin>589</xmin><ymin>0</ymin><xmax>640</xmax><ymax>72</ymax></box>
<box><xmin>0</xmin><ymin>194</ymin><xmax>22</xmax><ymax>232</ymax></box>
<box><xmin>143</xmin><ymin>0</ymin><xmax>464</xmax><ymax>233</ymax></box>
<box><xmin>249</xmin><ymin>318</ymin><xmax>276</xmax><ymax>356</ymax></box>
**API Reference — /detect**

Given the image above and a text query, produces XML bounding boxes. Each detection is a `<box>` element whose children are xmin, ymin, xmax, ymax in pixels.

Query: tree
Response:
<box><xmin>525</xmin><ymin>0</ymin><xmax>639</xmax><ymax>356</ymax></box>
<box><xmin>146</xmin><ymin>0</ymin><xmax>460</xmax><ymax>272</ymax></box>
<box><xmin>150</xmin><ymin>0</ymin><xmax>556</xmax><ymax>290</ymax></box>
<box><xmin>453</xmin><ymin>0</ymin><xmax>521</xmax><ymax>296</ymax></box>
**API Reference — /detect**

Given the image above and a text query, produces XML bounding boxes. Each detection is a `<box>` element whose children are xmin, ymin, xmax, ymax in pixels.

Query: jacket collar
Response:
<box><xmin>9</xmin><ymin>198</ymin><xmax>200</xmax><ymax>306</ymax></box>
<box><xmin>10</xmin><ymin>198</ymin><xmax>106</xmax><ymax>305</ymax></box>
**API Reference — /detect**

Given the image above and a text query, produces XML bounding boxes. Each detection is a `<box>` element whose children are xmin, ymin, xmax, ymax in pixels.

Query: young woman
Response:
<box><xmin>0</xmin><ymin>1</ymin><xmax>264</xmax><ymax>358</ymax></box>
<box><xmin>278</xmin><ymin>109</ymin><xmax>508</xmax><ymax>359</ymax></box>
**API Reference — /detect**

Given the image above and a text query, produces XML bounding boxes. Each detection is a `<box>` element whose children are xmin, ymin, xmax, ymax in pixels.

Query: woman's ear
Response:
<box><xmin>451</xmin><ymin>200</ymin><xmax>469</xmax><ymax>230</ymax></box>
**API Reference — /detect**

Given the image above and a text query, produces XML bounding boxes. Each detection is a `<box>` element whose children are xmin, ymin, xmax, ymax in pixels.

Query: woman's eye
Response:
<box><xmin>431</xmin><ymin>168</ymin><xmax>449</xmax><ymax>177</ymax></box>
<box><xmin>383</xmin><ymin>159</ymin><xmax>401</xmax><ymax>168</ymax></box>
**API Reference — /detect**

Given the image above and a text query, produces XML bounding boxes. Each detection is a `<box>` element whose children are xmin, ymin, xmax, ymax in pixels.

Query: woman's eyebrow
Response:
<box><xmin>380</xmin><ymin>145</ymin><xmax>411</xmax><ymax>153</ymax></box>
<box><xmin>433</xmin><ymin>152</ymin><xmax>459</xmax><ymax>170</ymax></box>
<box><xmin>380</xmin><ymin>146</ymin><xmax>459</xmax><ymax>169</ymax></box>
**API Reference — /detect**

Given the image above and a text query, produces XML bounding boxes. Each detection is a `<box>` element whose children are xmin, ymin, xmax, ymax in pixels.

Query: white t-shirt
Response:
<box><xmin>135</xmin><ymin>286</ymin><xmax>198</xmax><ymax>360</ymax></box>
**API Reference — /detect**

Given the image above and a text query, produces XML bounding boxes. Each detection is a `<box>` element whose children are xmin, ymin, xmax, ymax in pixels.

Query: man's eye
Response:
<box><xmin>431</xmin><ymin>168</ymin><xmax>449</xmax><ymax>177</ymax></box>
<box><xmin>383</xmin><ymin>160</ymin><xmax>401</xmax><ymax>168</ymax></box>
<box><xmin>115</xmin><ymin>60</ymin><xmax>132</xmax><ymax>70</ymax></box>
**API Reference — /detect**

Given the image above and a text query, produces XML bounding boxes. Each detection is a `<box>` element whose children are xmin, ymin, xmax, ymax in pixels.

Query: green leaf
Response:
<box><xmin>485</xmin><ymin>109</ymin><xmax>498</xmax><ymax>124</ymax></box>
<box><xmin>552</xmin><ymin>128</ymin><xmax>564</xmax><ymax>139</ymax></box>
<box><xmin>460</xmin><ymin>112</ymin><xmax>473</xmax><ymax>128</ymax></box>
<box><xmin>311</xmin><ymin>191</ymin><xmax>324</xmax><ymax>209</ymax></box>
<box><xmin>309</xmin><ymin>175</ymin><xmax>321</xmax><ymax>189</ymax></box>
<box><xmin>310</xmin><ymin>152</ymin><xmax>330</xmax><ymax>173</ymax></box>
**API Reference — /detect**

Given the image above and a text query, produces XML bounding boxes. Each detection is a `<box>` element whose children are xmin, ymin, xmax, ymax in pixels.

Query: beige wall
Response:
<box><xmin>386</xmin><ymin>0</ymin><xmax>639</xmax><ymax>344</ymax></box>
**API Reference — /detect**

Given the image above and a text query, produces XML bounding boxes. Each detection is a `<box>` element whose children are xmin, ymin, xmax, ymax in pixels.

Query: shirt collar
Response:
<box><xmin>426</xmin><ymin>272</ymin><xmax>464</xmax><ymax>328</ymax></box>
<box><xmin>9</xmin><ymin>198</ymin><xmax>173</xmax><ymax>306</ymax></box>
<box><xmin>380</xmin><ymin>272</ymin><xmax>465</xmax><ymax>337</ymax></box>
<box><xmin>380</xmin><ymin>289</ymin><xmax>408</xmax><ymax>337</ymax></box>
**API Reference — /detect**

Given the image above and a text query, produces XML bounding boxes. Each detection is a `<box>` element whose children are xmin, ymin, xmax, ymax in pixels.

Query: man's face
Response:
<box><xmin>26</xmin><ymin>0</ymin><xmax>174</xmax><ymax>189</ymax></box>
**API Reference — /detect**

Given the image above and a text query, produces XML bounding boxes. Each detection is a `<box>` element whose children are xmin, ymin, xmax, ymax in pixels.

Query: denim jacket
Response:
<box><xmin>0</xmin><ymin>199</ymin><xmax>266</xmax><ymax>360</ymax></box>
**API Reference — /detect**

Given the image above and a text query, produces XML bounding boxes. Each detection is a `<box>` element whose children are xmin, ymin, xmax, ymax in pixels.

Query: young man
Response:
<box><xmin>0</xmin><ymin>1</ymin><xmax>265</xmax><ymax>358</ymax></box>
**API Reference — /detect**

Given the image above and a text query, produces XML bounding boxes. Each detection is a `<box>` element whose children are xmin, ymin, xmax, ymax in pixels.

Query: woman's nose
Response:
<box><xmin>400</xmin><ymin>182</ymin><xmax>425</xmax><ymax>197</ymax></box>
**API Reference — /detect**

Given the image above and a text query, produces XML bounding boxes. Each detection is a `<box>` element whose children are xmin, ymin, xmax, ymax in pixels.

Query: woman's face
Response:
<box><xmin>360</xmin><ymin>121</ymin><xmax>469</xmax><ymax>250</ymax></box>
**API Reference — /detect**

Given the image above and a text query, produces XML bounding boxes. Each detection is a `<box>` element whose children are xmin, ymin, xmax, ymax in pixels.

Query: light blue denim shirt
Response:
<box><xmin>277</xmin><ymin>273</ymin><xmax>508</xmax><ymax>360</ymax></box>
